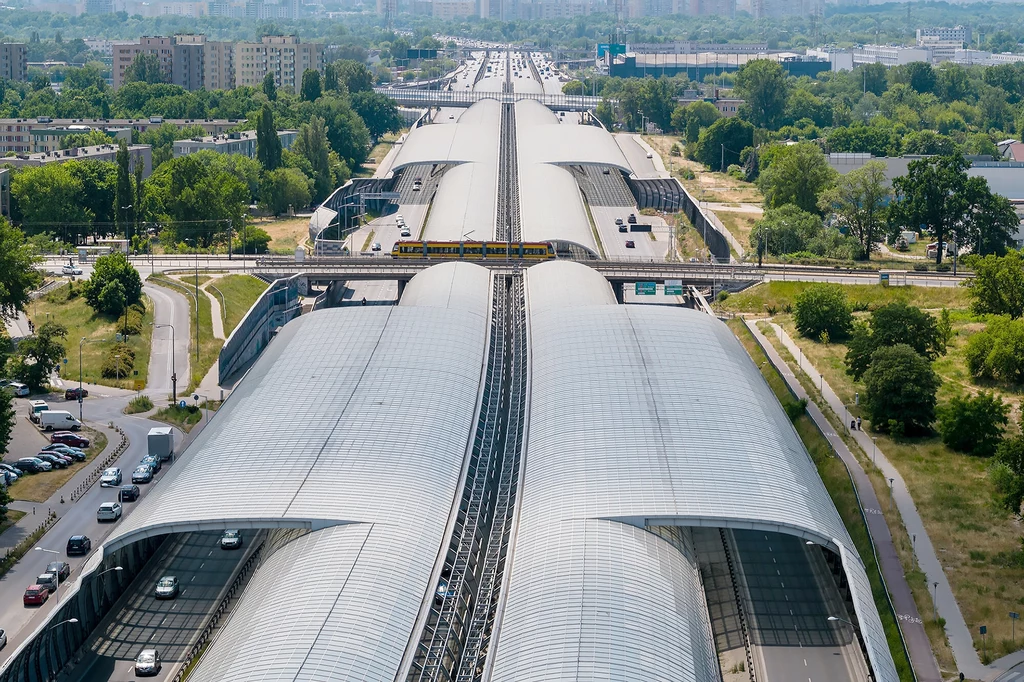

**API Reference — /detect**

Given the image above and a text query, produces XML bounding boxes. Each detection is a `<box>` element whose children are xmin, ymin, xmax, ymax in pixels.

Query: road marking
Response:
<box><xmin>199</xmin><ymin>563</ymin><xmax>204</xmax><ymax>569</ymax></box>
<box><xmin>804</xmin><ymin>659</ymin><xmax>807</xmax><ymax>666</ymax></box>
<box><xmin>191</xmin><ymin>576</ymin><xmax>196</xmax><ymax>582</ymax></box>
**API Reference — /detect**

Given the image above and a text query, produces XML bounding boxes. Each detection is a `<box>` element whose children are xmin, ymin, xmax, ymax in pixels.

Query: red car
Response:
<box><xmin>50</xmin><ymin>432</ymin><xmax>89</xmax><ymax>449</ymax></box>
<box><xmin>625</xmin><ymin>240</ymin><xmax>636</xmax><ymax>249</ymax></box>
<box><xmin>64</xmin><ymin>387</ymin><xmax>88</xmax><ymax>400</ymax></box>
<box><xmin>23</xmin><ymin>585</ymin><xmax>48</xmax><ymax>606</ymax></box>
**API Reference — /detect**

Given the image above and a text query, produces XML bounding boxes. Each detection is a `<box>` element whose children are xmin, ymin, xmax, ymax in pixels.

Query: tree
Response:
<box><xmin>757</xmin><ymin>142</ymin><xmax>837</xmax><ymax>214</ymax></box>
<box><xmin>889</xmin><ymin>154</ymin><xmax>970</xmax><ymax>264</ymax></box>
<box><xmin>291</xmin><ymin>116</ymin><xmax>334</xmax><ymax>203</ymax></box>
<box><xmin>9</xmin><ymin>321</ymin><xmax>67</xmax><ymax>390</ymax></box>
<box><xmin>818</xmin><ymin>161</ymin><xmax>889</xmax><ymax>259</ymax></box>
<box><xmin>350</xmin><ymin>91</ymin><xmax>404</xmax><ymax>143</ymax></box>
<box><xmin>234</xmin><ymin>226</ymin><xmax>271</xmax><ymax>254</ymax></box>
<box><xmin>0</xmin><ymin>387</ymin><xmax>14</xmax><ymax>456</ymax></box>
<box><xmin>964</xmin><ymin>251</ymin><xmax>1024</xmax><ymax>319</ymax></box>
<box><xmin>59</xmin><ymin>129</ymin><xmax>112</xmax><ymax>149</ymax></box>
<box><xmin>123</xmin><ymin>53</ymin><xmax>166</xmax><ymax>85</ymax></box>
<box><xmin>259</xmin><ymin>167</ymin><xmax>311</xmax><ymax>216</ymax></box>
<box><xmin>115</xmin><ymin>140</ymin><xmax>135</xmax><ymax>242</ymax></box>
<box><xmin>964</xmin><ymin>317</ymin><xmax>1024</xmax><ymax>384</ymax></box>
<box><xmin>750</xmin><ymin>204</ymin><xmax>823</xmax><ymax>257</ymax></box>
<box><xmin>692</xmin><ymin>117</ymin><xmax>754</xmax><ymax>172</ymax></box>
<box><xmin>300</xmin><ymin>69</ymin><xmax>322</xmax><ymax>102</ymax></box>
<box><xmin>993</xmin><ymin>435</ymin><xmax>1024</xmax><ymax>512</ymax></box>
<box><xmin>889</xmin><ymin>61</ymin><xmax>936</xmax><ymax>95</ymax></box>
<box><xmin>793</xmin><ymin>283</ymin><xmax>853</xmax><ymax>340</ymax></box>
<box><xmin>595</xmin><ymin>99</ymin><xmax>614</xmax><ymax>129</ymax></box>
<box><xmin>0</xmin><ymin>218</ymin><xmax>42</xmax><ymax>324</ymax></box>
<box><xmin>862</xmin><ymin>344</ymin><xmax>941</xmax><ymax>436</ymax></box>
<box><xmin>83</xmin><ymin>252</ymin><xmax>142</xmax><ymax>315</ymax></box>
<box><xmin>315</xmin><ymin>97</ymin><xmax>371</xmax><ymax>168</ymax></box>
<box><xmin>145</xmin><ymin>155</ymin><xmax>249</xmax><ymax>247</ymax></box>
<box><xmin>262</xmin><ymin>72</ymin><xmax>277</xmax><ymax>101</ymax></box>
<box><xmin>670</xmin><ymin>100</ymin><xmax>719</xmax><ymax>136</ymax></box>
<box><xmin>845</xmin><ymin>302</ymin><xmax>945</xmax><ymax>380</ymax></box>
<box><xmin>335</xmin><ymin>59</ymin><xmax>374</xmax><ymax>93</ymax></box>
<box><xmin>10</xmin><ymin>164</ymin><xmax>90</xmax><ymax>241</ymax></box>
<box><xmin>964</xmin><ymin>184</ymin><xmax>1018</xmax><ymax>257</ymax></box>
<box><xmin>938</xmin><ymin>392</ymin><xmax>1008</xmax><ymax>457</ymax></box>
<box><xmin>734</xmin><ymin>59</ymin><xmax>790</xmax><ymax>130</ymax></box>
<box><xmin>255</xmin><ymin>103</ymin><xmax>282</xmax><ymax>171</ymax></box>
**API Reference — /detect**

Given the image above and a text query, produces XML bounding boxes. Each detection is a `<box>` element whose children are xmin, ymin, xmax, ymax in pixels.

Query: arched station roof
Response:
<box><xmin>391</xmin><ymin>98</ymin><xmax>501</xmax><ymax>171</ymax></box>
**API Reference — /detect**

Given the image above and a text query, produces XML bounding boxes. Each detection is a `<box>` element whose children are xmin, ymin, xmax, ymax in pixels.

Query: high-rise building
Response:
<box><xmin>917</xmin><ymin>25</ymin><xmax>971</xmax><ymax>46</ymax></box>
<box><xmin>172</xmin><ymin>34</ymin><xmax>206</xmax><ymax>91</ymax></box>
<box><xmin>112</xmin><ymin>36</ymin><xmax>174</xmax><ymax>89</ymax></box>
<box><xmin>235</xmin><ymin>35</ymin><xmax>323</xmax><ymax>91</ymax></box>
<box><xmin>204</xmin><ymin>40</ymin><xmax>235</xmax><ymax>90</ymax></box>
<box><xmin>0</xmin><ymin>44</ymin><xmax>28</xmax><ymax>82</ymax></box>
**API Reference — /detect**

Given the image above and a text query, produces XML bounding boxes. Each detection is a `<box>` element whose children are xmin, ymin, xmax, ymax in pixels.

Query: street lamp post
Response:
<box><xmin>933</xmin><ymin>581</ymin><xmax>940</xmax><ymax>622</ymax></box>
<box><xmin>827</xmin><ymin>615</ymin><xmax>855</xmax><ymax>627</ymax></box>
<box><xmin>49</xmin><ymin>618</ymin><xmax>78</xmax><ymax>631</ymax></box>
<box><xmin>888</xmin><ymin>477</ymin><xmax>895</xmax><ymax>510</ymax></box>
<box><xmin>34</xmin><ymin>547</ymin><xmax>61</xmax><ymax>602</ymax></box>
<box><xmin>152</xmin><ymin>323</ymin><xmax>176</xmax><ymax>401</ymax></box>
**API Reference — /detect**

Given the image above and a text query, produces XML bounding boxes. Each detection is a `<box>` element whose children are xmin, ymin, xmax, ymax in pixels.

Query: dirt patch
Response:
<box><xmin>253</xmin><ymin>217</ymin><xmax>309</xmax><ymax>254</ymax></box>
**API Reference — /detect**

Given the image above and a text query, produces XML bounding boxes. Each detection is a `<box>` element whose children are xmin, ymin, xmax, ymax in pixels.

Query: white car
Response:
<box><xmin>371</xmin><ymin>242</ymin><xmax>382</xmax><ymax>252</ymax></box>
<box><xmin>154</xmin><ymin>576</ymin><xmax>178</xmax><ymax>599</ymax></box>
<box><xmin>100</xmin><ymin>467</ymin><xmax>122</xmax><ymax>487</ymax></box>
<box><xmin>646</xmin><ymin>152</ymin><xmax>654</xmax><ymax>159</ymax></box>
<box><xmin>61</xmin><ymin>264</ymin><xmax>83</xmax><ymax>276</ymax></box>
<box><xmin>400</xmin><ymin>228</ymin><xmax>411</xmax><ymax>238</ymax></box>
<box><xmin>96</xmin><ymin>501</ymin><xmax>122</xmax><ymax>522</ymax></box>
<box><xmin>220</xmin><ymin>530</ymin><xmax>242</xmax><ymax>550</ymax></box>
<box><xmin>7</xmin><ymin>382</ymin><xmax>29</xmax><ymax>397</ymax></box>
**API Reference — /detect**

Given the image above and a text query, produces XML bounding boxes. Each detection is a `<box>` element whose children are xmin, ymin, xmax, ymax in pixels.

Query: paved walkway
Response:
<box><xmin>762</xmin><ymin>320</ymin><xmax>990</xmax><ymax>680</ymax></box>
<box><xmin>199</xmin><ymin>279</ymin><xmax>226</xmax><ymax>341</ymax></box>
<box><xmin>744</xmin><ymin>320</ymin><xmax>942</xmax><ymax>682</ymax></box>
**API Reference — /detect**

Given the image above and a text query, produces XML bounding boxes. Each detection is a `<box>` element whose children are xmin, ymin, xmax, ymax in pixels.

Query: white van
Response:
<box><xmin>28</xmin><ymin>400</ymin><xmax>48</xmax><ymax>423</ymax></box>
<box><xmin>39</xmin><ymin>410</ymin><xmax>82</xmax><ymax>432</ymax></box>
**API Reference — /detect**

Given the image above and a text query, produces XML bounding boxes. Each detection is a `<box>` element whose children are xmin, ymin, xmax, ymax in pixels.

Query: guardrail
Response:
<box><xmin>69</xmin><ymin>424</ymin><xmax>128</xmax><ymax>503</ymax></box>
<box><xmin>171</xmin><ymin>540</ymin><xmax>265</xmax><ymax>682</ymax></box>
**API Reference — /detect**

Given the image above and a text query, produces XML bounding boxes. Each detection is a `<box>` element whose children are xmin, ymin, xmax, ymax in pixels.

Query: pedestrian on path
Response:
<box><xmin>856</xmin><ymin>416</ymin><xmax>862</xmax><ymax>430</ymax></box>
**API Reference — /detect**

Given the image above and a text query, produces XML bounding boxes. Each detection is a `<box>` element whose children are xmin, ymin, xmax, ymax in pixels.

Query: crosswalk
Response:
<box><xmin>997</xmin><ymin>670</ymin><xmax>1024</xmax><ymax>681</ymax></box>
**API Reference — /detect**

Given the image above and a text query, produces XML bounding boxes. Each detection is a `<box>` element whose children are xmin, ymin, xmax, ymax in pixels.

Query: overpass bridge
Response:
<box><xmin>373</xmin><ymin>87</ymin><xmax>603</xmax><ymax>111</ymax></box>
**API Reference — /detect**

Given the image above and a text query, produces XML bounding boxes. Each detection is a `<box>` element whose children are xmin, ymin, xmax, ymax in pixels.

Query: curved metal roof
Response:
<box><xmin>515</xmin><ymin>101</ymin><xmax>631</xmax><ymax>173</ymax></box>
<box><xmin>423</xmin><ymin>160</ymin><xmax>498</xmax><ymax>242</ymax></box>
<box><xmin>518</xmin><ymin>163</ymin><xmax>596</xmax><ymax>254</ymax></box>
<box><xmin>391</xmin><ymin>99</ymin><xmax>500</xmax><ymax>171</ymax></box>
<box><xmin>490</xmin><ymin>261</ymin><xmax>898</xmax><ymax>682</ymax></box>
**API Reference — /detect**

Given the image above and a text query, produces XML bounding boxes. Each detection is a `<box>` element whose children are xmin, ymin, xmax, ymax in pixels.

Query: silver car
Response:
<box><xmin>154</xmin><ymin>576</ymin><xmax>178</xmax><ymax>599</ymax></box>
<box><xmin>99</xmin><ymin>468</ymin><xmax>122</xmax><ymax>487</ymax></box>
<box><xmin>96</xmin><ymin>502</ymin><xmax>122</xmax><ymax>522</ymax></box>
<box><xmin>135</xmin><ymin>649</ymin><xmax>161</xmax><ymax>676</ymax></box>
<box><xmin>220</xmin><ymin>530</ymin><xmax>242</xmax><ymax>550</ymax></box>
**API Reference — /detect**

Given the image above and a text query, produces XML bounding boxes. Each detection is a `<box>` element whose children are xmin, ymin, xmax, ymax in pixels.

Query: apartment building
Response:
<box><xmin>917</xmin><ymin>25</ymin><xmax>971</xmax><ymax>46</ymax></box>
<box><xmin>173</xmin><ymin>129</ymin><xmax>297</xmax><ymax>158</ymax></box>
<box><xmin>0</xmin><ymin>118</ymin><xmax>241</xmax><ymax>155</ymax></box>
<box><xmin>0</xmin><ymin>144</ymin><xmax>153</xmax><ymax>178</ymax></box>
<box><xmin>0</xmin><ymin>44</ymin><xmax>28</xmax><ymax>82</ymax></box>
<box><xmin>204</xmin><ymin>40</ymin><xmax>235</xmax><ymax>90</ymax></box>
<box><xmin>112</xmin><ymin>36</ymin><xmax>174</xmax><ymax>89</ymax></box>
<box><xmin>235</xmin><ymin>35</ymin><xmax>323</xmax><ymax>91</ymax></box>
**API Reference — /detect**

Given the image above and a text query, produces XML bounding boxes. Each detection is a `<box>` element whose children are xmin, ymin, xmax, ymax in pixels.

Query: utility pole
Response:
<box><xmin>721</xmin><ymin>143</ymin><xmax>725</xmax><ymax>172</ymax></box>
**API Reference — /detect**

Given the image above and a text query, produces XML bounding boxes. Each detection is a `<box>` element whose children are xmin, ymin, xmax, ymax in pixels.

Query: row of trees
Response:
<box><xmin>746</xmin><ymin>143</ymin><xmax>1018</xmax><ymax>263</ymax></box>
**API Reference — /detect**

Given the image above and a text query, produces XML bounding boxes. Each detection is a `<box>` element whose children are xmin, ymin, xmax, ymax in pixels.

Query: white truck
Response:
<box><xmin>39</xmin><ymin>410</ymin><xmax>82</xmax><ymax>432</ymax></box>
<box><xmin>147</xmin><ymin>427</ymin><xmax>174</xmax><ymax>461</ymax></box>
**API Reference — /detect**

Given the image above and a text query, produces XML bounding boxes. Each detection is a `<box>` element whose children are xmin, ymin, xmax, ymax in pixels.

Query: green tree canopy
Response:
<box><xmin>862</xmin><ymin>343</ymin><xmax>941</xmax><ymax>436</ymax></box>
<box><xmin>124</xmin><ymin>53</ymin><xmax>167</xmax><ymax>85</ymax></box>
<box><xmin>82</xmin><ymin>251</ymin><xmax>142</xmax><ymax>315</ymax></box>
<box><xmin>291</xmin><ymin>115</ymin><xmax>334</xmax><ymax>203</ymax></box>
<box><xmin>889</xmin><ymin>154</ymin><xmax>970</xmax><ymax>264</ymax></box>
<box><xmin>259</xmin><ymin>167</ymin><xmax>311</xmax><ymax>216</ymax></box>
<box><xmin>9</xmin><ymin>321</ymin><xmax>67</xmax><ymax>389</ymax></box>
<box><xmin>146</xmin><ymin>155</ymin><xmax>249</xmax><ymax>247</ymax></box>
<box><xmin>938</xmin><ymin>392</ymin><xmax>1008</xmax><ymax>457</ymax></box>
<box><xmin>350</xmin><ymin>90</ymin><xmax>403</xmax><ymax>143</ymax></box>
<box><xmin>793</xmin><ymin>283</ymin><xmax>853</xmax><ymax>340</ymax></box>
<box><xmin>10</xmin><ymin>163</ymin><xmax>91</xmax><ymax>241</ymax></box>
<box><xmin>757</xmin><ymin>142</ymin><xmax>838</xmax><ymax>214</ymax></box>
<box><xmin>734</xmin><ymin>59</ymin><xmax>790</xmax><ymax>130</ymax></box>
<box><xmin>256</xmin><ymin>102</ymin><xmax>283</xmax><ymax>171</ymax></box>
<box><xmin>335</xmin><ymin>59</ymin><xmax>374</xmax><ymax>93</ymax></box>
<box><xmin>0</xmin><ymin>218</ymin><xmax>42</xmax><ymax>324</ymax></box>
<box><xmin>300</xmin><ymin>69</ymin><xmax>322</xmax><ymax>102</ymax></box>
<box><xmin>964</xmin><ymin>251</ymin><xmax>1024</xmax><ymax>319</ymax></box>
<box><xmin>845</xmin><ymin>302</ymin><xmax>945</xmax><ymax>380</ymax></box>
<box><xmin>750</xmin><ymin>204</ymin><xmax>823</xmax><ymax>256</ymax></box>
<box><xmin>262</xmin><ymin>72</ymin><xmax>277</xmax><ymax>101</ymax></box>
<box><xmin>818</xmin><ymin>160</ymin><xmax>890</xmax><ymax>259</ymax></box>
<box><xmin>692</xmin><ymin>117</ymin><xmax>754</xmax><ymax>172</ymax></box>
<box><xmin>0</xmin><ymin>387</ymin><xmax>14</xmax><ymax>457</ymax></box>
<box><xmin>964</xmin><ymin>316</ymin><xmax>1024</xmax><ymax>384</ymax></box>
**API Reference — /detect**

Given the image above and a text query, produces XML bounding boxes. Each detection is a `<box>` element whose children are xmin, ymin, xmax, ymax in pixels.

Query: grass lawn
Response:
<box><xmin>674</xmin><ymin>212</ymin><xmax>709</xmax><ymax>261</ymax></box>
<box><xmin>643</xmin><ymin>134</ymin><xmax>764</xmax><ymax>204</ymax></box>
<box><xmin>728</xmin><ymin>320</ymin><xmax>916</xmax><ymax>680</ymax></box>
<box><xmin>771</xmin><ymin>309</ymin><xmax>1024</xmax><ymax>662</ymax></box>
<box><xmin>0</xmin><ymin>509</ymin><xmax>26</xmax><ymax>535</ymax></box>
<box><xmin>31</xmin><ymin>284</ymin><xmax>154</xmax><ymax>390</ymax></box>
<box><xmin>720</xmin><ymin>281</ymin><xmax>973</xmax><ymax>316</ymax></box>
<box><xmin>715</xmin><ymin>210</ymin><xmax>758</xmax><ymax>253</ymax></box>
<box><xmin>147</xmin><ymin>275</ymin><xmax>224</xmax><ymax>392</ymax></box>
<box><xmin>208</xmin><ymin>275</ymin><xmax>269</xmax><ymax>336</ymax></box>
<box><xmin>10</xmin><ymin>427</ymin><xmax>108</xmax><ymax>503</ymax></box>
<box><xmin>252</xmin><ymin>217</ymin><xmax>309</xmax><ymax>255</ymax></box>
<box><xmin>152</xmin><ymin>404</ymin><xmax>202</xmax><ymax>433</ymax></box>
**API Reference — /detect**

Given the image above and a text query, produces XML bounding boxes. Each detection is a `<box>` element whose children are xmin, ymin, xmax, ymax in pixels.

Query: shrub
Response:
<box><xmin>937</xmin><ymin>392</ymin><xmax>1008</xmax><ymax>457</ymax></box>
<box><xmin>101</xmin><ymin>342</ymin><xmax>135</xmax><ymax>379</ymax></box>
<box><xmin>784</xmin><ymin>398</ymin><xmax>808</xmax><ymax>422</ymax></box>
<box><xmin>913</xmin><ymin>263</ymin><xmax>928</xmax><ymax>272</ymax></box>
<box><xmin>964</xmin><ymin>317</ymin><xmax>1024</xmax><ymax>384</ymax></box>
<box><xmin>793</xmin><ymin>283</ymin><xmax>853</xmax><ymax>340</ymax></box>
<box><xmin>124</xmin><ymin>395</ymin><xmax>154</xmax><ymax>414</ymax></box>
<box><xmin>679</xmin><ymin>167</ymin><xmax>695</xmax><ymax>180</ymax></box>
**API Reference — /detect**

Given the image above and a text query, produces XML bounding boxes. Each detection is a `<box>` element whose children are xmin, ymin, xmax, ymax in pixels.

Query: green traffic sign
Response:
<box><xmin>664</xmin><ymin>280</ymin><xmax>683</xmax><ymax>295</ymax></box>
<box><xmin>635</xmin><ymin>282</ymin><xmax>657</xmax><ymax>295</ymax></box>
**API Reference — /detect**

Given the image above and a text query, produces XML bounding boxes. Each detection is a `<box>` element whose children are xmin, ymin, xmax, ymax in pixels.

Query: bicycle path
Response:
<box><xmin>745</xmin><ymin>319</ymin><xmax>943</xmax><ymax>682</ymax></box>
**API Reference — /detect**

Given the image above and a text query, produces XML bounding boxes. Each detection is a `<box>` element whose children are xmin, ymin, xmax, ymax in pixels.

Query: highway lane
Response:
<box><xmin>615</xmin><ymin>133</ymin><xmax>662</xmax><ymax>179</ymax></box>
<box><xmin>0</xmin><ymin>401</ymin><xmax>184</xmax><ymax>655</ymax></box>
<box><xmin>590</xmin><ymin>206</ymin><xmax>662</xmax><ymax>262</ymax></box>
<box><xmin>69</xmin><ymin>531</ymin><xmax>251</xmax><ymax>682</ymax></box>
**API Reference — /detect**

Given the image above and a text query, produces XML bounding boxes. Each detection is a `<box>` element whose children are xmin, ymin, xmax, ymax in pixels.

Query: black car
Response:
<box><xmin>627</xmin><ymin>213</ymin><xmax>637</xmax><ymax>224</ymax></box>
<box><xmin>42</xmin><ymin>444</ymin><xmax>86</xmax><ymax>461</ymax></box>
<box><xmin>66</xmin><ymin>535</ymin><xmax>91</xmax><ymax>556</ymax></box>
<box><xmin>36</xmin><ymin>454</ymin><xmax>67</xmax><ymax>469</ymax></box>
<box><xmin>46</xmin><ymin>561</ymin><xmax>70</xmax><ymax>582</ymax></box>
<box><xmin>119</xmin><ymin>484</ymin><xmax>141</xmax><ymax>502</ymax></box>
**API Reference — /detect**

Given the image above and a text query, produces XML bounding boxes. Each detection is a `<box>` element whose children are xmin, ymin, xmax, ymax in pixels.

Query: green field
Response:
<box><xmin>720</xmin><ymin>281</ymin><xmax>973</xmax><ymax>314</ymax></box>
<box><xmin>208</xmin><ymin>275</ymin><xmax>269</xmax><ymax>336</ymax></box>
<box><xmin>31</xmin><ymin>284</ymin><xmax>154</xmax><ymax>389</ymax></box>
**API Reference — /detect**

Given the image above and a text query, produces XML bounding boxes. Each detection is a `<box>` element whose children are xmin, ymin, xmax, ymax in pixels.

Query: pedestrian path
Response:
<box><xmin>758</xmin><ymin>319</ymin><xmax>989</xmax><ymax>680</ymax></box>
<box><xmin>744</xmin><ymin>320</ymin><xmax>942</xmax><ymax>682</ymax></box>
<box><xmin>199</xmin><ymin>279</ymin><xmax>226</xmax><ymax>341</ymax></box>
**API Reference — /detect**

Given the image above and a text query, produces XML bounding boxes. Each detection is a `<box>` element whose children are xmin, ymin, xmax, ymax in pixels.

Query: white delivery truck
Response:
<box><xmin>147</xmin><ymin>427</ymin><xmax>174</xmax><ymax>461</ymax></box>
<box><xmin>39</xmin><ymin>410</ymin><xmax>82</xmax><ymax>432</ymax></box>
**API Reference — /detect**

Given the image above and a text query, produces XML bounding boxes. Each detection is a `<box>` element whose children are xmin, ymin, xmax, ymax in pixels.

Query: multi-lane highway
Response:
<box><xmin>70</xmin><ymin>531</ymin><xmax>255</xmax><ymax>682</ymax></box>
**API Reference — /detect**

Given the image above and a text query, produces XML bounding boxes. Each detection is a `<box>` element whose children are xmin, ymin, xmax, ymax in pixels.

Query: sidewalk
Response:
<box><xmin>744</xmin><ymin>319</ymin><xmax>943</xmax><ymax>682</ymax></box>
<box><xmin>761</xmin><ymin>320</ymin><xmax>990</xmax><ymax>680</ymax></box>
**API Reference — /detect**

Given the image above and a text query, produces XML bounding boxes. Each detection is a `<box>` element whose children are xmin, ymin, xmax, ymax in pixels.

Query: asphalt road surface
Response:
<box><xmin>68</xmin><ymin>531</ymin><xmax>251</xmax><ymax>682</ymax></box>
<box><xmin>615</xmin><ymin>134</ymin><xmax>662</xmax><ymax>179</ymax></box>
<box><xmin>143</xmin><ymin>283</ymin><xmax>191</xmax><ymax>399</ymax></box>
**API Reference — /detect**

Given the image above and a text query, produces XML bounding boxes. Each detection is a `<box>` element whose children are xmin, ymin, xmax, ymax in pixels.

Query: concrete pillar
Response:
<box><xmin>397</xmin><ymin>279</ymin><xmax>407</xmax><ymax>301</ymax></box>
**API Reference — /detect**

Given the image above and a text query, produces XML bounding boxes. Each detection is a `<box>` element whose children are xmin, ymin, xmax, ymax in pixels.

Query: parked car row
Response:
<box><xmin>5</xmin><ymin>434</ymin><xmax>90</xmax><ymax>482</ymax></box>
